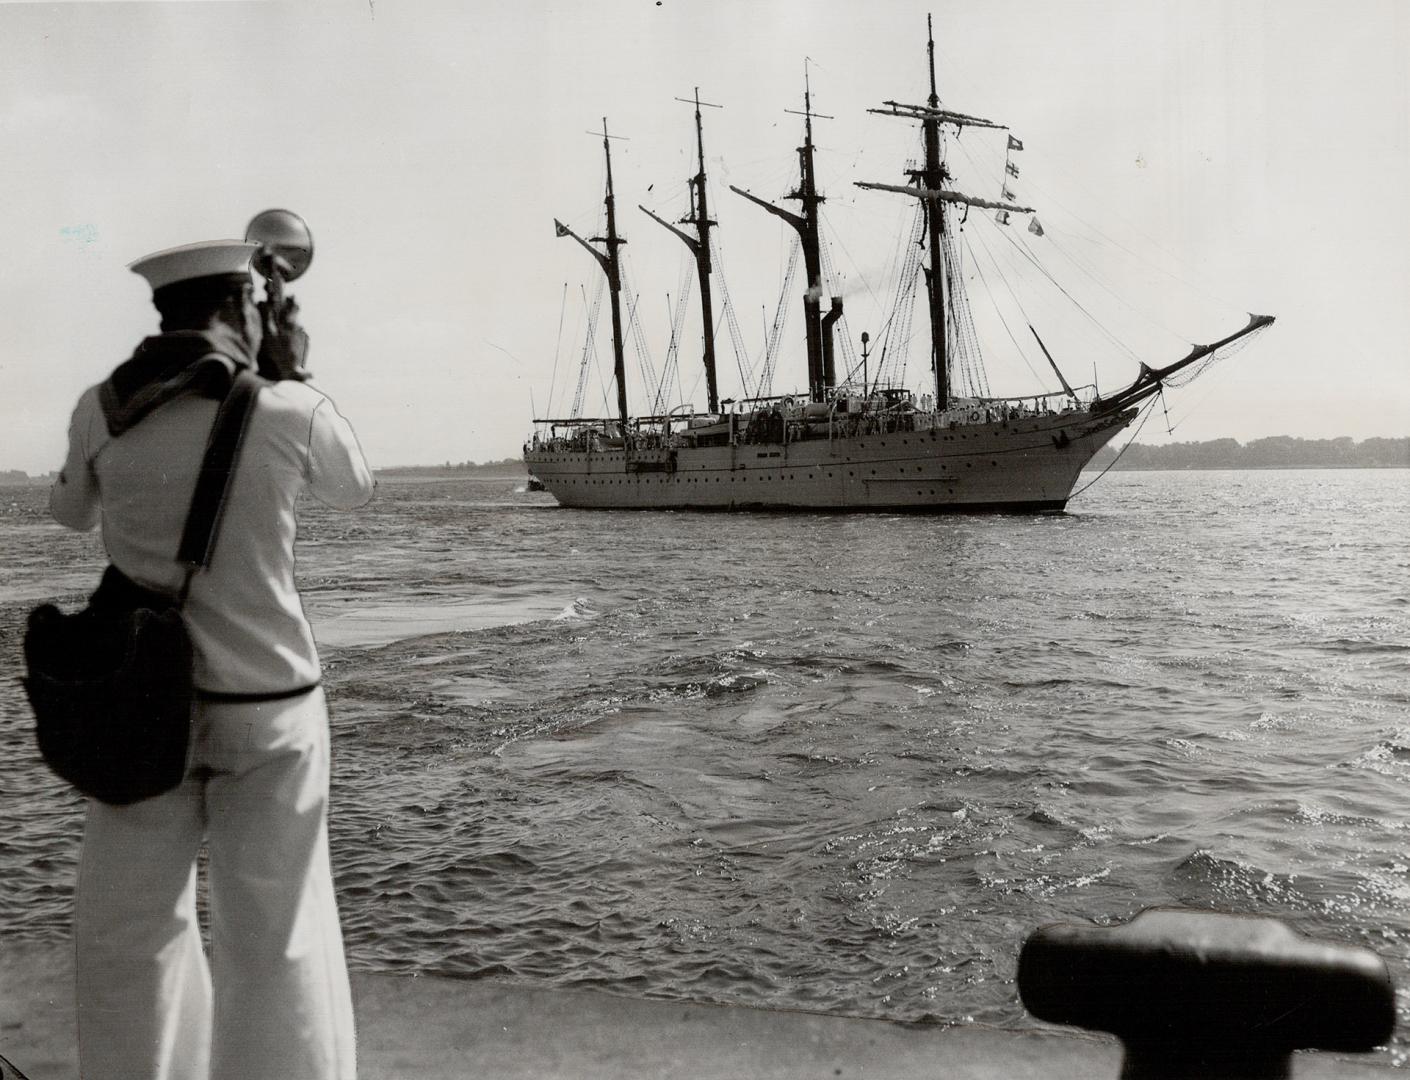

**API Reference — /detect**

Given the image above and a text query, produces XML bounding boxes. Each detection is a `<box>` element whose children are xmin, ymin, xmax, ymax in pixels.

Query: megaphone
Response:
<box><xmin>245</xmin><ymin>208</ymin><xmax>313</xmax><ymax>283</ymax></box>
<box><xmin>245</xmin><ymin>209</ymin><xmax>313</xmax><ymax>380</ymax></box>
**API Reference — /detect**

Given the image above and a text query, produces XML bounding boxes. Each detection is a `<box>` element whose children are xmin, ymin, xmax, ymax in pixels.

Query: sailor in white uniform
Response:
<box><xmin>51</xmin><ymin>238</ymin><xmax>373</xmax><ymax>1080</ymax></box>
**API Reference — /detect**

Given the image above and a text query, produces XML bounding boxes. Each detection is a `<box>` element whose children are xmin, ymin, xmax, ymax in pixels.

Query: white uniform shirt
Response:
<box><xmin>51</xmin><ymin>378</ymin><xmax>373</xmax><ymax>695</ymax></box>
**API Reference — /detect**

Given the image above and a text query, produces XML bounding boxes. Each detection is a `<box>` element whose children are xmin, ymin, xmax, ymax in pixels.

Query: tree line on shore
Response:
<box><xmin>375</xmin><ymin>457</ymin><xmax>527</xmax><ymax>478</ymax></box>
<box><xmin>6</xmin><ymin>440</ymin><xmax>1406</xmax><ymax>486</ymax></box>
<box><xmin>1088</xmin><ymin>435</ymin><xmax>1408</xmax><ymax>470</ymax></box>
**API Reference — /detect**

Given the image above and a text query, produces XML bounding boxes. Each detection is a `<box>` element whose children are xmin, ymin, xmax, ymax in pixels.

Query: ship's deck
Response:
<box><xmin>525</xmin><ymin>407</ymin><xmax>1133</xmax><ymax>512</ymax></box>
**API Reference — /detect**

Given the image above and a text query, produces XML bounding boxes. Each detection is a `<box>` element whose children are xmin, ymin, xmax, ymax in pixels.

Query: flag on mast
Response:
<box><xmin>1008</xmin><ymin>135</ymin><xmax>1024</xmax><ymax>151</ymax></box>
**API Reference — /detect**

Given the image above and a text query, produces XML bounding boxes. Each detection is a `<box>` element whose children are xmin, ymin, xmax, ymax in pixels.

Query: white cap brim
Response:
<box><xmin>129</xmin><ymin>240</ymin><xmax>257</xmax><ymax>292</ymax></box>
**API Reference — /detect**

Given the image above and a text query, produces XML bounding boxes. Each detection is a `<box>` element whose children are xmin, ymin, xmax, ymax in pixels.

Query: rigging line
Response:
<box><xmin>634</xmin><ymin>307</ymin><xmax>660</xmax><ymax>412</ymax></box>
<box><xmin>816</xmin><ymin>207</ymin><xmax>885</xmax><ymax>315</ymax></box>
<box><xmin>992</xmin><ymin>218</ymin><xmax>1141</xmax><ymax>362</ymax></box>
<box><xmin>851</xmin><ymin>222</ymin><xmax>919</xmax><ymax>389</ymax></box>
<box><xmin>680</xmin><ymin>368</ymin><xmax>704</xmax><ymax>413</ymax></box>
<box><xmin>1067</xmin><ymin>396</ymin><xmax>1159</xmax><ymax>503</ymax></box>
<box><xmin>762</xmin><ymin>238</ymin><xmax>802</xmax><ymax>398</ymax></box>
<box><xmin>670</xmin><ymin>262</ymin><xmax>693</xmax><ymax>411</ymax></box>
<box><xmin>755</xmin><ymin>305</ymin><xmax>768</xmax><ymax>391</ymax></box>
<box><xmin>957</xmin><ymin>242</ymin><xmax>990</xmax><ymax>394</ymax></box>
<box><xmin>709</xmin><ymin>235</ymin><xmax>754</xmax><ymax>398</ymax></box>
<box><xmin>875</xmin><ymin>207</ymin><xmax>925</xmax><ymax>388</ymax></box>
<box><xmin>1033</xmin><ymin>171</ymin><xmax>1240</xmax><ymax>315</ymax></box>
<box><xmin>572</xmin><ymin>279</ymin><xmax>604</xmax><ymax>419</ymax></box>
<box><xmin>590</xmin><ymin>287</ymin><xmax>616</xmax><ymax>420</ymax></box>
<box><xmin>866</xmin><ymin>204</ymin><xmax>922</xmax><ymax>385</ymax></box>
<box><xmin>959</xmin><ymin>131</ymin><xmax>1241</xmax><ymax>314</ymax></box>
<box><xmin>848</xmin><ymin>267</ymin><xmax>911</xmax><ymax>385</ymax></box>
<box><xmin>620</xmin><ymin>264</ymin><xmax>661</xmax><ymax>400</ymax></box>
<box><xmin>652</xmin><ymin>292</ymin><xmax>679</xmax><ymax>419</ymax></box>
<box><xmin>835</xmin><ymin>314</ymin><xmax>859</xmax><ymax>375</ymax></box>
<box><xmin>1035</xmin><ymin>230</ymin><xmax>1190</xmax><ymax>347</ymax></box>
<box><xmin>965</xmin><ymin>224</ymin><xmax>1049</xmax><ymax>387</ymax></box>
<box><xmin>592</xmin><ymin>318</ymin><xmax>613</xmax><ymax>420</ymax></box>
<box><xmin>967</xmin><ymin>221</ymin><xmax>1039</xmax><ymax>335</ymax></box>
<box><xmin>967</xmin><ymin>253</ymin><xmax>1043</xmax><ymax>389</ymax></box>
<box><xmin>880</xmin><ymin>254</ymin><xmax>921</xmax><ymax>388</ymax></box>
<box><xmin>623</xmin><ymin>287</ymin><xmax>650</xmax><ymax>405</ymax></box>
<box><xmin>1163</xmin><ymin>373</ymin><xmax>1228</xmax><ymax>435</ymax></box>
<box><xmin>950</xmin><ymin>134</ymin><xmax>1015</xmax><ymax>218</ymax></box>
<box><xmin>818</xmin><ymin>230</ymin><xmax>860</xmax><ymax>373</ymax></box>
<box><xmin>944</xmin><ymin>206</ymin><xmax>990</xmax><ymax>397</ymax></box>
<box><xmin>564</xmin><ymin>281</ymin><xmax>591</xmax><ymax>419</ymax></box>
<box><xmin>653</xmin><ymin>258</ymin><xmax>694</xmax><ymax>416</ymax></box>
<box><xmin>675</xmin><ymin>313</ymin><xmax>689</xmax><ymax>415</ymax></box>
<box><xmin>546</xmin><ymin>281</ymin><xmax>569</xmax><ymax>421</ymax></box>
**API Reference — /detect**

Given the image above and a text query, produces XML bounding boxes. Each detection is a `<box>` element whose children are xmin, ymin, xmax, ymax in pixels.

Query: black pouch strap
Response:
<box><xmin>90</xmin><ymin>564</ymin><xmax>180</xmax><ymax>614</ymax></box>
<box><xmin>195</xmin><ymin>682</ymin><xmax>320</xmax><ymax>704</ymax></box>
<box><xmin>177</xmin><ymin>369</ymin><xmax>262</xmax><ymax>577</ymax></box>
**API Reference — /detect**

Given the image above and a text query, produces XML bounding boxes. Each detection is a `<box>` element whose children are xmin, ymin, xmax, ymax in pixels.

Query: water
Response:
<box><xmin>2</xmin><ymin>469</ymin><xmax>1408</xmax><ymax>1060</ymax></box>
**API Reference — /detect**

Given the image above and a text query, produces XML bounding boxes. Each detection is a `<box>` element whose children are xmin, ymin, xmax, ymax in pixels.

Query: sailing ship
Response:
<box><xmin>524</xmin><ymin>20</ymin><xmax>1273</xmax><ymax>512</ymax></box>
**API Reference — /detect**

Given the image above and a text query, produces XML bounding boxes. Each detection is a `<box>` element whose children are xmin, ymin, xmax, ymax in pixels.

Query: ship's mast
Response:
<box><xmin>920</xmin><ymin>16</ymin><xmax>949</xmax><ymax>409</ymax></box>
<box><xmin>555</xmin><ymin>120</ymin><xmax>629</xmax><ymax>434</ymax></box>
<box><xmin>641</xmin><ymin>90</ymin><xmax>722</xmax><ymax>413</ymax></box>
<box><xmin>732</xmin><ymin>69</ymin><xmax>832</xmax><ymax>402</ymax></box>
<box><xmin>600</xmin><ymin>124</ymin><xmax>629</xmax><ymax>432</ymax></box>
<box><xmin>857</xmin><ymin>20</ymin><xmax>1031</xmax><ymax>408</ymax></box>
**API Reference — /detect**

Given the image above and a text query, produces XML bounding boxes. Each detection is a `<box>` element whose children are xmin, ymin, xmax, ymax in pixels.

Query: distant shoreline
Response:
<box><xmin>1088</xmin><ymin>435</ymin><xmax>1407</xmax><ymax>471</ymax></box>
<box><xmin>375</xmin><ymin>465</ymin><xmax>528</xmax><ymax>482</ymax></box>
<box><xmin>3</xmin><ymin>437</ymin><xmax>1405</xmax><ymax>486</ymax></box>
<box><xmin>1085</xmin><ymin>463</ymin><xmax>1408</xmax><ymax>472</ymax></box>
<box><xmin>4</xmin><ymin>464</ymin><xmax>1404</xmax><ymax>489</ymax></box>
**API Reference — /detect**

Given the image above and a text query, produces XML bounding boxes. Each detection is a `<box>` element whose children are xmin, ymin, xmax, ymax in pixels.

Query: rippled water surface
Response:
<box><xmin>2</xmin><ymin>469</ymin><xmax>1407</xmax><ymax>1059</ymax></box>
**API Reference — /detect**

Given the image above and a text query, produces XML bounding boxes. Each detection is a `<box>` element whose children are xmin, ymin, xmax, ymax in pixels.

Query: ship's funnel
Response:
<box><xmin>822</xmin><ymin>297</ymin><xmax>844</xmax><ymax>390</ymax></box>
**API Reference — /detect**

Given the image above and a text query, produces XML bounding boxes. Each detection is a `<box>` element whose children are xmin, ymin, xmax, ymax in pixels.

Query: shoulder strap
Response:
<box><xmin>177</xmin><ymin>369</ymin><xmax>263</xmax><ymax>578</ymax></box>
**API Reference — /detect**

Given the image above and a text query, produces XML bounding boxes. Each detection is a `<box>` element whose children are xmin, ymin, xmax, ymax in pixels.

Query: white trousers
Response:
<box><xmin>74</xmin><ymin>688</ymin><xmax>357</xmax><ymax>1080</ymax></box>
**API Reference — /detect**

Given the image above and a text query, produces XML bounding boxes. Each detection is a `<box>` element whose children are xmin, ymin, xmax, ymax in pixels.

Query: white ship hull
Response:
<box><xmin>525</xmin><ymin>406</ymin><xmax>1134</xmax><ymax>512</ymax></box>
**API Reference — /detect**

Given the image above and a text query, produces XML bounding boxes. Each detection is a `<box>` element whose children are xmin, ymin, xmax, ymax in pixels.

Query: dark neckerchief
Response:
<box><xmin>98</xmin><ymin>324</ymin><xmax>256</xmax><ymax>436</ymax></box>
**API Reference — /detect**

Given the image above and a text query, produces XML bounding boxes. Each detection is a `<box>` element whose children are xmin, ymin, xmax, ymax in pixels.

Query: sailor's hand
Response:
<box><xmin>258</xmin><ymin>327</ymin><xmax>311</xmax><ymax>381</ymax></box>
<box><xmin>256</xmin><ymin>298</ymin><xmax>313</xmax><ymax>381</ymax></box>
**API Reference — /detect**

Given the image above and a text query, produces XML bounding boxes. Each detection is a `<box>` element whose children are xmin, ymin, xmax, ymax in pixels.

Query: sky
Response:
<box><xmin>1</xmin><ymin>0</ymin><xmax>1407</xmax><ymax>475</ymax></box>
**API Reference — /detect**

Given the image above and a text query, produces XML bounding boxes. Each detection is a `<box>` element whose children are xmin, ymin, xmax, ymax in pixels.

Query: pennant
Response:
<box><xmin>1006</xmin><ymin>161</ymin><xmax>1020</xmax><ymax>178</ymax></box>
<box><xmin>1027</xmin><ymin>217</ymin><xmax>1044</xmax><ymax>237</ymax></box>
<box><xmin>554</xmin><ymin>219</ymin><xmax>570</xmax><ymax>237</ymax></box>
<box><xmin>995</xmin><ymin>210</ymin><xmax>1010</xmax><ymax>226</ymax></box>
<box><xmin>1002</xmin><ymin>186</ymin><xmax>1016</xmax><ymax>201</ymax></box>
<box><xmin>1008</xmin><ymin>135</ymin><xmax>1024</xmax><ymax>151</ymax></box>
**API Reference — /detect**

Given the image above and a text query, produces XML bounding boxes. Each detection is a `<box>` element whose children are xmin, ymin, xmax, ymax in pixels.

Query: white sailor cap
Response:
<box><xmin>129</xmin><ymin>240</ymin><xmax>258</xmax><ymax>292</ymax></box>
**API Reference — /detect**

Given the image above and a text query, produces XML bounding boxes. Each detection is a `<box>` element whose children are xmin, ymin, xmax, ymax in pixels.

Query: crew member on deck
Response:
<box><xmin>51</xmin><ymin>237</ymin><xmax>373</xmax><ymax>1080</ymax></box>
